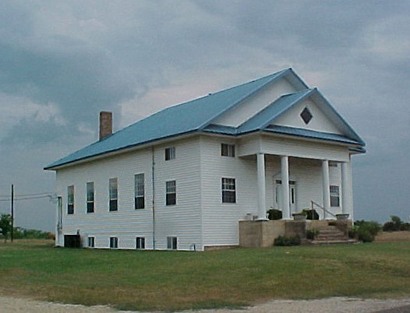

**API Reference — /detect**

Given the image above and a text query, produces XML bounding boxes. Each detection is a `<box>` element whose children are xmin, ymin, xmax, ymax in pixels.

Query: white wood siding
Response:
<box><xmin>152</xmin><ymin>138</ymin><xmax>202</xmax><ymax>251</ymax></box>
<box><xmin>56</xmin><ymin>138</ymin><xmax>202</xmax><ymax>250</ymax></box>
<box><xmin>273</xmin><ymin>99</ymin><xmax>343</xmax><ymax>134</ymax></box>
<box><xmin>199</xmin><ymin>135</ymin><xmax>346</xmax><ymax>249</ymax></box>
<box><xmin>212</xmin><ymin>78</ymin><xmax>297</xmax><ymax>127</ymax></box>
<box><xmin>239</xmin><ymin>134</ymin><xmax>350</xmax><ymax>162</ymax></box>
<box><xmin>55</xmin><ymin>133</ymin><xmax>350</xmax><ymax>251</ymax></box>
<box><xmin>199</xmin><ymin>136</ymin><xmax>258</xmax><ymax>248</ymax></box>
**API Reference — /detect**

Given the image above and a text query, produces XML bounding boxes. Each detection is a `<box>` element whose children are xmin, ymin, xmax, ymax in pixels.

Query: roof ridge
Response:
<box><xmin>197</xmin><ymin>68</ymin><xmax>291</xmax><ymax>130</ymax></box>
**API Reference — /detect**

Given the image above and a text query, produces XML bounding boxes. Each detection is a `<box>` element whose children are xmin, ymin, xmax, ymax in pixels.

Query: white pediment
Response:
<box><xmin>212</xmin><ymin>75</ymin><xmax>303</xmax><ymax>128</ymax></box>
<box><xmin>272</xmin><ymin>98</ymin><xmax>343</xmax><ymax>135</ymax></box>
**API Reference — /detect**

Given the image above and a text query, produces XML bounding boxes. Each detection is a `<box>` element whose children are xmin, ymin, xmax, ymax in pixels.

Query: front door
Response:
<box><xmin>275</xmin><ymin>180</ymin><xmax>297</xmax><ymax>213</ymax></box>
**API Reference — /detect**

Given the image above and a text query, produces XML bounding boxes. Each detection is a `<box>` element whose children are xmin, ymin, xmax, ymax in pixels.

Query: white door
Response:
<box><xmin>275</xmin><ymin>180</ymin><xmax>297</xmax><ymax>213</ymax></box>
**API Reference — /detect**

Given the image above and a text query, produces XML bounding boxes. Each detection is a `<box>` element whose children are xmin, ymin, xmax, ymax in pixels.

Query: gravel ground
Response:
<box><xmin>1</xmin><ymin>296</ymin><xmax>410</xmax><ymax>313</ymax></box>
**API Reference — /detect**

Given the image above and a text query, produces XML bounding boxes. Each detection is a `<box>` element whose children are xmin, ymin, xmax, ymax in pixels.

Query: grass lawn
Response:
<box><xmin>0</xmin><ymin>240</ymin><xmax>409</xmax><ymax>311</ymax></box>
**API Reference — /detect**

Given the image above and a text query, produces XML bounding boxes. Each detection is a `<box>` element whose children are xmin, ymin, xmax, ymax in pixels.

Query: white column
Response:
<box><xmin>257</xmin><ymin>153</ymin><xmax>267</xmax><ymax>220</ymax></box>
<box><xmin>281</xmin><ymin>155</ymin><xmax>291</xmax><ymax>219</ymax></box>
<box><xmin>322</xmin><ymin>160</ymin><xmax>331</xmax><ymax>219</ymax></box>
<box><xmin>341</xmin><ymin>160</ymin><xmax>353</xmax><ymax>218</ymax></box>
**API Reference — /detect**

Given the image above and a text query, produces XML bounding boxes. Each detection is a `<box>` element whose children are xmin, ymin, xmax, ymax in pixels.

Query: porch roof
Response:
<box><xmin>203</xmin><ymin>124</ymin><xmax>364</xmax><ymax>148</ymax></box>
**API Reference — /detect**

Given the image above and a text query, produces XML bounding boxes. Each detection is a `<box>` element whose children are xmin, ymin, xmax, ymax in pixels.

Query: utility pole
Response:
<box><xmin>11</xmin><ymin>184</ymin><xmax>14</xmax><ymax>242</ymax></box>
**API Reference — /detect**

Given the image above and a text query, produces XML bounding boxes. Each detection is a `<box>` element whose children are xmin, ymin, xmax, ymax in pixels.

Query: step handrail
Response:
<box><xmin>311</xmin><ymin>200</ymin><xmax>336</xmax><ymax>219</ymax></box>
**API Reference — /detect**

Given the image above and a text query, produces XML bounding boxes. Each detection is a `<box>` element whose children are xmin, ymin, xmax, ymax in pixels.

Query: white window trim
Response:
<box><xmin>165</xmin><ymin>147</ymin><xmax>176</xmax><ymax>161</ymax></box>
<box><xmin>86</xmin><ymin>182</ymin><xmax>94</xmax><ymax>213</ymax></box>
<box><xmin>67</xmin><ymin>185</ymin><xmax>74</xmax><ymax>214</ymax></box>
<box><xmin>166</xmin><ymin>180</ymin><xmax>177</xmax><ymax>206</ymax></box>
<box><xmin>167</xmin><ymin>236</ymin><xmax>177</xmax><ymax>250</ymax></box>
<box><xmin>136</xmin><ymin>237</ymin><xmax>145</xmax><ymax>249</ymax></box>
<box><xmin>88</xmin><ymin>236</ymin><xmax>95</xmax><ymax>248</ymax></box>
<box><xmin>330</xmin><ymin>185</ymin><xmax>340</xmax><ymax>207</ymax></box>
<box><xmin>222</xmin><ymin>177</ymin><xmax>236</xmax><ymax>204</ymax></box>
<box><xmin>221</xmin><ymin>143</ymin><xmax>235</xmax><ymax>157</ymax></box>
<box><xmin>134</xmin><ymin>173</ymin><xmax>145</xmax><ymax>209</ymax></box>
<box><xmin>109</xmin><ymin>236</ymin><xmax>118</xmax><ymax>249</ymax></box>
<box><xmin>109</xmin><ymin>178</ymin><xmax>118</xmax><ymax>211</ymax></box>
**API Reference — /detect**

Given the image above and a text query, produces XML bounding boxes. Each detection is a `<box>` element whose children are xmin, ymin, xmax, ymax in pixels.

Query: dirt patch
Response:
<box><xmin>375</xmin><ymin>231</ymin><xmax>410</xmax><ymax>242</ymax></box>
<box><xmin>1</xmin><ymin>296</ymin><xmax>410</xmax><ymax>313</ymax></box>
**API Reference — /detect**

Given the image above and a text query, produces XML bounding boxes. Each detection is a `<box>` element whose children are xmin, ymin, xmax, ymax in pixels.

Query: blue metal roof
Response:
<box><xmin>264</xmin><ymin>125</ymin><xmax>361</xmax><ymax>145</ymax></box>
<box><xmin>46</xmin><ymin>68</ymin><xmax>365</xmax><ymax>170</ymax></box>
<box><xmin>45</xmin><ymin>69</ymin><xmax>290</xmax><ymax>169</ymax></box>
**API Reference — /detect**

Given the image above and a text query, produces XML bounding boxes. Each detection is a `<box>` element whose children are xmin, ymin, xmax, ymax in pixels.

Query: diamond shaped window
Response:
<box><xmin>300</xmin><ymin>107</ymin><xmax>313</xmax><ymax>125</ymax></box>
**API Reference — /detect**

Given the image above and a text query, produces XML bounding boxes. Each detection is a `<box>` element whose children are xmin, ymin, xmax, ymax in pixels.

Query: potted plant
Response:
<box><xmin>336</xmin><ymin>213</ymin><xmax>349</xmax><ymax>221</ymax></box>
<box><xmin>292</xmin><ymin>212</ymin><xmax>307</xmax><ymax>221</ymax></box>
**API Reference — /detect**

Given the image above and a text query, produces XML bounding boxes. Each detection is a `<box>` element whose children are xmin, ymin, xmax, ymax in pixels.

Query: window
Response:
<box><xmin>330</xmin><ymin>185</ymin><xmax>340</xmax><ymax>207</ymax></box>
<box><xmin>300</xmin><ymin>107</ymin><xmax>313</xmax><ymax>124</ymax></box>
<box><xmin>221</xmin><ymin>143</ymin><xmax>235</xmax><ymax>157</ymax></box>
<box><xmin>86</xmin><ymin>182</ymin><xmax>94</xmax><ymax>213</ymax></box>
<box><xmin>134</xmin><ymin>174</ymin><xmax>145</xmax><ymax>209</ymax></box>
<box><xmin>88</xmin><ymin>236</ymin><xmax>95</xmax><ymax>248</ymax></box>
<box><xmin>136</xmin><ymin>237</ymin><xmax>145</xmax><ymax>249</ymax></box>
<box><xmin>167</xmin><ymin>236</ymin><xmax>177</xmax><ymax>250</ymax></box>
<box><xmin>109</xmin><ymin>178</ymin><xmax>118</xmax><ymax>211</ymax></box>
<box><xmin>222</xmin><ymin>178</ymin><xmax>236</xmax><ymax>203</ymax></box>
<box><xmin>110</xmin><ymin>237</ymin><xmax>118</xmax><ymax>249</ymax></box>
<box><xmin>166</xmin><ymin>180</ymin><xmax>176</xmax><ymax>206</ymax></box>
<box><xmin>165</xmin><ymin>147</ymin><xmax>175</xmax><ymax>160</ymax></box>
<box><xmin>67</xmin><ymin>185</ymin><xmax>74</xmax><ymax>214</ymax></box>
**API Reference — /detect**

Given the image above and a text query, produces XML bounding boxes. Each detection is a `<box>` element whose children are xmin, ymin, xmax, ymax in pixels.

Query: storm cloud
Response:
<box><xmin>0</xmin><ymin>0</ymin><xmax>409</xmax><ymax>230</ymax></box>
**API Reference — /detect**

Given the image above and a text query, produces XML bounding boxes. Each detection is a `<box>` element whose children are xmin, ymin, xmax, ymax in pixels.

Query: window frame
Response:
<box><xmin>88</xmin><ymin>236</ymin><xmax>95</xmax><ymax>248</ymax></box>
<box><xmin>67</xmin><ymin>185</ymin><xmax>74</xmax><ymax>214</ymax></box>
<box><xmin>222</xmin><ymin>177</ymin><xmax>236</xmax><ymax>204</ymax></box>
<box><xmin>136</xmin><ymin>237</ymin><xmax>145</xmax><ymax>249</ymax></box>
<box><xmin>134</xmin><ymin>173</ymin><xmax>145</xmax><ymax>209</ymax></box>
<box><xmin>166</xmin><ymin>180</ymin><xmax>176</xmax><ymax>206</ymax></box>
<box><xmin>221</xmin><ymin>143</ymin><xmax>235</xmax><ymax>157</ymax></box>
<box><xmin>330</xmin><ymin>185</ymin><xmax>340</xmax><ymax>207</ymax></box>
<box><xmin>165</xmin><ymin>147</ymin><xmax>176</xmax><ymax>161</ymax></box>
<box><xmin>167</xmin><ymin>236</ymin><xmax>177</xmax><ymax>250</ymax></box>
<box><xmin>109</xmin><ymin>178</ymin><xmax>118</xmax><ymax>211</ymax></box>
<box><xmin>109</xmin><ymin>237</ymin><xmax>118</xmax><ymax>249</ymax></box>
<box><xmin>86</xmin><ymin>182</ymin><xmax>94</xmax><ymax>213</ymax></box>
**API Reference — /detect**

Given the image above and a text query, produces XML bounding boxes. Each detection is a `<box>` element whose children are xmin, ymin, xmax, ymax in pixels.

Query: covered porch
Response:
<box><xmin>238</xmin><ymin>134</ymin><xmax>355</xmax><ymax>221</ymax></box>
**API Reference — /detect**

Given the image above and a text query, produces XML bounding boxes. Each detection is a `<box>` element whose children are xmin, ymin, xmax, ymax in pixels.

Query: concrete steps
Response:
<box><xmin>310</xmin><ymin>225</ymin><xmax>357</xmax><ymax>245</ymax></box>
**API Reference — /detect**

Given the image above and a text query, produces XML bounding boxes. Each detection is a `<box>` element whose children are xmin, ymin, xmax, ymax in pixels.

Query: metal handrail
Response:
<box><xmin>311</xmin><ymin>200</ymin><xmax>336</xmax><ymax>219</ymax></box>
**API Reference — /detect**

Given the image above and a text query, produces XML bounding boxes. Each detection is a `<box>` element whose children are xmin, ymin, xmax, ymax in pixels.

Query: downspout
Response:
<box><xmin>151</xmin><ymin>146</ymin><xmax>156</xmax><ymax>250</ymax></box>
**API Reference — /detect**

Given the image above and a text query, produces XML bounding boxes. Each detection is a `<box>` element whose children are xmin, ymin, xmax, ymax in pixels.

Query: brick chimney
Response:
<box><xmin>99</xmin><ymin>111</ymin><xmax>112</xmax><ymax>140</ymax></box>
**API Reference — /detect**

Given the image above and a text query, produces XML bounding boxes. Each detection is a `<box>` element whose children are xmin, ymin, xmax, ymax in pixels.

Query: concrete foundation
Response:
<box><xmin>239</xmin><ymin>219</ymin><xmax>352</xmax><ymax>248</ymax></box>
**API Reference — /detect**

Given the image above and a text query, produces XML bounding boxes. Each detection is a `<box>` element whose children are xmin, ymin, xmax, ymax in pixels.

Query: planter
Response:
<box><xmin>292</xmin><ymin>213</ymin><xmax>306</xmax><ymax>221</ymax></box>
<box><xmin>336</xmin><ymin>213</ymin><xmax>349</xmax><ymax>221</ymax></box>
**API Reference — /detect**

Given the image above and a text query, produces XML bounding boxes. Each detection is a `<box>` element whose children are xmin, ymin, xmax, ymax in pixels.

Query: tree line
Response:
<box><xmin>0</xmin><ymin>214</ymin><xmax>54</xmax><ymax>242</ymax></box>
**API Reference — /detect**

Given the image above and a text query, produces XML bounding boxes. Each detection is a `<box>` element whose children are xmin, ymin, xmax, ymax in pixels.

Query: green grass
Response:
<box><xmin>0</xmin><ymin>241</ymin><xmax>410</xmax><ymax>311</ymax></box>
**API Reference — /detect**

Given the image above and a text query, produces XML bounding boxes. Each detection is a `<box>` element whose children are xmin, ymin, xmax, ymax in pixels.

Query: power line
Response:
<box><xmin>0</xmin><ymin>192</ymin><xmax>55</xmax><ymax>202</ymax></box>
<box><xmin>0</xmin><ymin>191</ymin><xmax>53</xmax><ymax>198</ymax></box>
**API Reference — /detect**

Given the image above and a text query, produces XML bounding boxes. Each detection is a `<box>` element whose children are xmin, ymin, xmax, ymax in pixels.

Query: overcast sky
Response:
<box><xmin>0</xmin><ymin>1</ymin><xmax>409</xmax><ymax>231</ymax></box>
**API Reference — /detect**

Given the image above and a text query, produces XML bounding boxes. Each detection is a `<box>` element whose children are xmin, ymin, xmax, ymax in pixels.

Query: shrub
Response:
<box><xmin>348</xmin><ymin>227</ymin><xmax>357</xmax><ymax>239</ymax></box>
<box><xmin>357</xmin><ymin>228</ymin><xmax>374</xmax><ymax>243</ymax></box>
<box><xmin>353</xmin><ymin>220</ymin><xmax>381</xmax><ymax>243</ymax></box>
<box><xmin>274</xmin><ymin>235</ymin><xmax>301</xmax><ymax>246</ymax></box>
<box><xmin>306</xmin><ymin>229</ymin><xmax>319</xmax><ymax>240</ymax></box>
<box><xmin>267</xmin><ymin>209</ymin><xmax>282</xmax><ymax>220</ymax></box>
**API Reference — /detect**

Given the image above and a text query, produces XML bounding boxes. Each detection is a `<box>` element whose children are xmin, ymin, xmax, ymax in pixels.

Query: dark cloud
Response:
<box><xmin>0</xmin><ymin>0</ymin><xmax>409</xmax><ymax>230</ymax></box>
